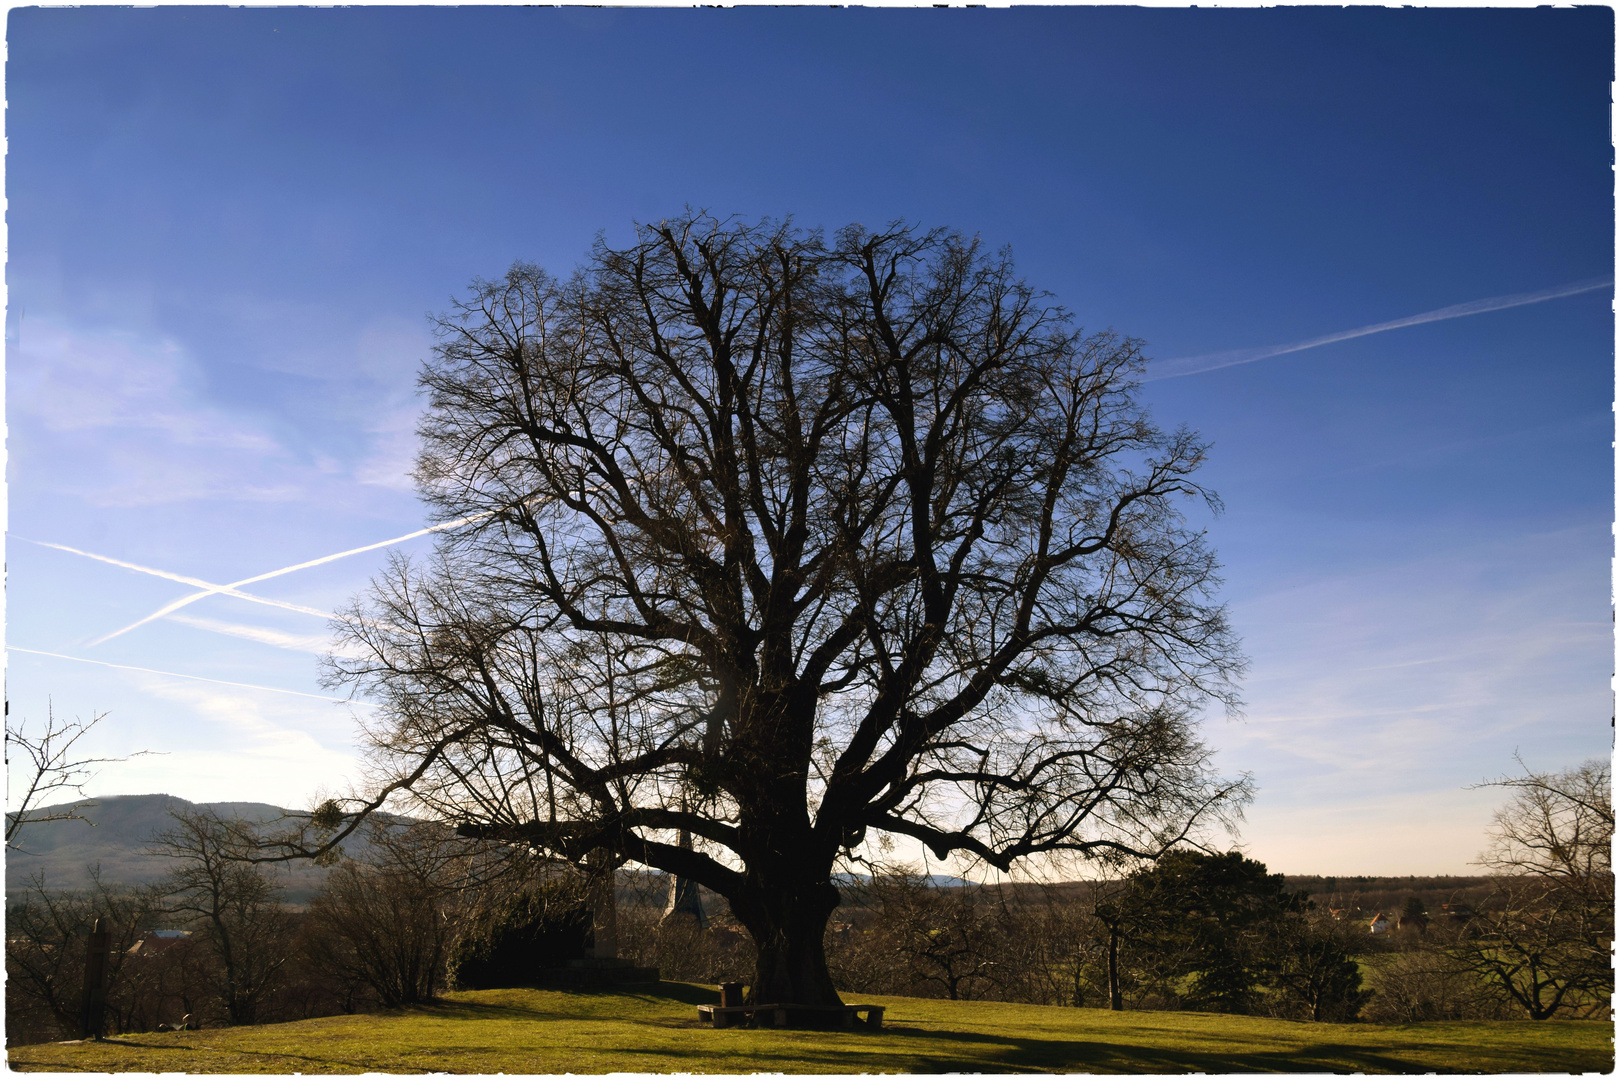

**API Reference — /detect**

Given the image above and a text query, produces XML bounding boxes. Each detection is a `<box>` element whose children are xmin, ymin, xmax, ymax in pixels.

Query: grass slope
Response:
<box><xmin>9</xmin><ymin>983</ymin><xmax>1611</xmax><ymax>1074</ymax></box>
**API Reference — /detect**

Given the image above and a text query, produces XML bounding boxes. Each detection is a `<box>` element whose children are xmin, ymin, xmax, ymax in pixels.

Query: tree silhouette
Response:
<box><xmin>310</xmin><ymin>213</ymin><xmax>1246</xmax><ymax>1006</ymax></box>
<box><xmin>1456</xmin><ymin>757</ymin><xmax>1613</xmax><ymax>1018</ymax></box>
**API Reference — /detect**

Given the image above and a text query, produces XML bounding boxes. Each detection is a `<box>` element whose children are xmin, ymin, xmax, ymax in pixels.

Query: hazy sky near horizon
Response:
<box><xmin>6</xmin><ymin>6</ymin><xmax>1612</xmax><ymax>877</ymax></box>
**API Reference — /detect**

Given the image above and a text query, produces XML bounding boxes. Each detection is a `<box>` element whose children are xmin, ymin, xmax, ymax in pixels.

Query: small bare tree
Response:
<box><xmin>996</xmin><ymin>879</ymin><xmax>1120</xmax><ymax>1009</ymax></box>
<box><xmin>1454</xmin><ymin>757</ymin><xmax>1613</xmax><ymax>1019</ymax></box>
<box><xmin>302</xmin><ymin>823</ymin><xmax>467</xmax><ymax>1006</ymax></box>
<box><xmin>151</xmin><ymin>810</ymin><xmax>296</xmax><ymax>1026</ymax></box>
<box><xmin>5</xmin><ymin>704</ymin><xmax>151</xmax><ymax>847</ymax></box>
<box><xmin>860</xmin><ymin>873</ymin><xmax>1007</xmax><ymax>1000</ymax></box>
<box><xmin>4</xmin><ymin>870</ymin><xmax>164</xmax><ymax>1044</ymax></box>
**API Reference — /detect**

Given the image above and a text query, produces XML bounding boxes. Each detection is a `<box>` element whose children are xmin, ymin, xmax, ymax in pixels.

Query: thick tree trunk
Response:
<box><xmin>723</xmin><ymin>692</ymin><xmax>844</xmax><ymax>1007</ymax></box>
<box><xmin>732</xmin><ymin>874</ymin><xmax>843</xmax><ymax>1007</ymax></box>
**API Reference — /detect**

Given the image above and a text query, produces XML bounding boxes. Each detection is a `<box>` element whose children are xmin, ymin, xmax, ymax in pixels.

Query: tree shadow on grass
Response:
<box><xmin>624</xmin><ymin>981</ymin><xmax>723</xmax><ymax>1006</ymax></box>
<box><xmin>871</xmin><ymin>1024</ymin><xmax>1585</xmax><ymax>1074</ymax></box>
<box><xmin>573</xmin><ymin>1010</ymin><xmax>1438</xmax><ymax>1074</ymax></box>
<box><xmin>418</xmin><ymin>981</ymin><xmax>717</xmax><ymax>1025</ymax></box>
<box><xmin>155</xmin><ymin>1044</ymin><xmax>370</xmax><ymax>1071</ymax></box>
<box><xmin>413</xmin><ymin>997</ymin><xmax>584</xmax><ymax>1024</ymax></box>
<box><xmin>8</xmin><ymin>1060</ymin><xmax>94</xmax><ymax>1073</ymax></box>
<box><xmin>579</xmin><ymin>1039</ymin><xmax>1006</xmax><ymax>1075</ymax></box>
<box><xmin>14</xmin><ymin>1022</ymin><xmax>1604</xmax><ymax>1076</ymax></box>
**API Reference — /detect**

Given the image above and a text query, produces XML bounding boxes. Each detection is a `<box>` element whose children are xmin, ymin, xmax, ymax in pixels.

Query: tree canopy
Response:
<box><xmin>315</xmin><ymin>213</ymin><xmax>1247</xmax><ymax>1005</ymax></box>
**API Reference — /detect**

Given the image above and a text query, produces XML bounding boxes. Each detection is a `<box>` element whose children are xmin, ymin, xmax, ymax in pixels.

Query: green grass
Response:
<box><xmin>8</xmin><ymin>982</ymin><xmax>1611</xmax><ymax>1074</ymax></box>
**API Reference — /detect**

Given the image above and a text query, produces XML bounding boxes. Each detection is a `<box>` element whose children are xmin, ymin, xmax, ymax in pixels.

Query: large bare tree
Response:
<box><xmin>321</xmin><ymin>214</ymin><xmax>1246</xmax><ymax>1006</ymax></box>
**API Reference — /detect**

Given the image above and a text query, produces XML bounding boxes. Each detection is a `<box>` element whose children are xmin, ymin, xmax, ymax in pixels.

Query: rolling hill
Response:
<box><xmin>6</xmin><ymin>794</ymin><xmax>352</xmax><ymax>902</ymax></box>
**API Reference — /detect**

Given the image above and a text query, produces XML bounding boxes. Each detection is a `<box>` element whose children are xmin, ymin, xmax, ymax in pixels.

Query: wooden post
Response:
<box><xmin>1106</xmin><ymin>923</ymin><xmax>1124</xmax><ymax>1011</ymax></box>
<box><xmin>78</xmin><ymin>918</ymin><xmax>111</xmax><ymax>1039</ymax></box>
<box><xmin>588</xmin><ymin>853</ymin><xmax>619</xmax><ymax>961</ymax></box>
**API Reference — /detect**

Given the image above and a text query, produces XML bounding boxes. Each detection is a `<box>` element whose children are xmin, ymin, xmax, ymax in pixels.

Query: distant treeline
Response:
<box><xmin>1282</xmin><ymin>876</ymin><xmax>1497</xmax><ymax>918</ymax></box>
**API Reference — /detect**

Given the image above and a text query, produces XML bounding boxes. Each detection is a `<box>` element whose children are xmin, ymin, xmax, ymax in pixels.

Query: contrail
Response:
<box><xmin>166</xmin><ymin>614</ymin><xmax>340</xmax><ymax>655</ymax></box>
<box><xmin>87</xmin><ymin>589</ymin><xmax>315</xmax><ymax>646</ymax></box>
<box><xmin>7</xmin><ymin>646</ymin><xmax>358</xmax><ymax>703</ymax></box>
<box><xmin>19</xmin><ymin>540</ymin><xmax>335</xmax><ymax>623</ymax></box>
<box><xmin>1145</xmin><ymin>277</ymin><xmax>1612</xmax><ymax>382</ymax></box>
<box><xmin>223</xmin><ymin>512</ymin><xmax>494</xmax><ymax>588</ymax></box>
<box><xmin>25</xmin><ymin>511</ymin><xmax>495</xmax><ymax>647</ymax></box>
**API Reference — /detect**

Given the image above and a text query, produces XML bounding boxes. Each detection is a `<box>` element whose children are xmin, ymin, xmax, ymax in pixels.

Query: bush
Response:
<box><xmin>303</xmin><ymin>860</ymin><xmax>449</xmax><ymax>1007</ymax></box>
<box><xmin>617</xmin><ymin>905</ymin><xmax>757</xmax><ymax>984</ymax></box>
<box><xmin>1266</xmin><ymin>918</ymin><xmax>1371</xmax><ymax>1022</ymax></box>
<box><xmin>449</xmin><ymin>878</ymin><xmax>592</xmax><ymax>989</ymax></box>
<box><xmin>1362</xmin><ymin>951</ymin><xmax>1513</xmax><ymax>1022</ymax></box>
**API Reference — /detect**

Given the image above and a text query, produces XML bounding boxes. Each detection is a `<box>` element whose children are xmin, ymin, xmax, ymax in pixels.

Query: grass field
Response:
<box><xmin>8</xmin><ymin>982</ymin><xmax>1611</xmax><ymax>1074</ymax></box>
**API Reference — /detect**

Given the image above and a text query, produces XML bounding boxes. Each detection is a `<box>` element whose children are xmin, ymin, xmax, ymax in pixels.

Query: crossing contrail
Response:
<box><xmin>20</xmin><ymin>540</ymin><xmax>334</xmax><ymax>624</ymax></box>
<box><xmin>1145</xmin><ymin>277</ymin><xmax>1612</xmax><ymax>382</ymax></box>
<box><xmin>25</xmin><ymin>511</ymin><xmax>494</xmax><ymax>647</ymax></box>
<box><xmin>8</xmin><ymin>646</ymin><xmax>358</xmax><ymax>703</ymax></box>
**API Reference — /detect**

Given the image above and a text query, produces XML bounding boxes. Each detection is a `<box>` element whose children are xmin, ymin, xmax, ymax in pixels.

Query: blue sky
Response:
<box><xmin>6</xmin><ymin>6</ymin><xmax>1612</xmax><ymax>875</ymax></box>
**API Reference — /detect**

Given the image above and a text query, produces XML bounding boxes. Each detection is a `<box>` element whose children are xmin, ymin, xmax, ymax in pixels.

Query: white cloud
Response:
<box><xmin>104</xmin><ymin>674</ymin><xmax>365</xmax><ymax>806</ymax></box>
<box><xmin>347</xmin><ymin>317</ymin><xmax>429</xmax><ymax>490</ymax></box>
<box><xmin>1208</xmin><ymin>523</ymin><xmax>1610</xmax><ymax>873</ymax></box>
<box><xmin>8</xmin><ymin>306</ymin><xmax>439</xmax><ymax>516</ymax></box>
<box><xmin>353</xmin><ymin>402</ymin><xmax>423</xmax><ymax>490</ymax></box>
<box><xmin>165</xmin><ymin>613</ymin><xmax>342</xmax><ymax>655</ymax></box>
<box><xmin>16</xmin><ymin>320</ymin><xmax>279</xmax><ymax>450</ymax></box>
<box><xmin>10</xmin><ymin>318</ymin><xmax>304</xmax><ymax>507</ymax></box>
<box><xmin>95</xmin><ymin>745</ymin><xmax>363</xmax><ymax>810</ymax></box>
<box><xmin>5</xmin><ymin>636</ymin><xmax>367</xmax><ymax>810</ymax></box>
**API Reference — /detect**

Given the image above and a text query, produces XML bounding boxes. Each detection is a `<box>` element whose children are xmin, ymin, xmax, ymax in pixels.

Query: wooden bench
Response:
<box><xmin>697</xmin><ymin>1003</ymin><xmax>885</xmax><ymax>1030</ymax></box>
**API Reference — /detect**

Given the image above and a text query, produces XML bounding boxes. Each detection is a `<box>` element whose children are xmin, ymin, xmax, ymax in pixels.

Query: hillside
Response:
<box><xmin>6</xmin><ymin>794</ymin><xmax>1491</xmax><ymax>915</ymax></box>
<box><xmin>8</xmin><ymin>984</ymin><xmax>1609</xmax><ymax>1074</ymax></box>
<box><xmin>5</xmin><ymin>794</ymin><xmax>359</xmax><ymax>902</ymax></box>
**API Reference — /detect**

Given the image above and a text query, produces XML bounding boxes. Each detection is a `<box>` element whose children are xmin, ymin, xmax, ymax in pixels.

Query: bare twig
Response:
<box><xmin>5</xmin><ymin>703</ymin><xmax>156</xmax><ymax>847</ymax></box>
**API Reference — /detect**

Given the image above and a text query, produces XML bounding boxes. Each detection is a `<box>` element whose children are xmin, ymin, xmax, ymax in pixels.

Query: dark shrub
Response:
<box><xmin>450</xmin><ymin>881</ymin><xmax>592</xmax><ymax>989</ymax></box>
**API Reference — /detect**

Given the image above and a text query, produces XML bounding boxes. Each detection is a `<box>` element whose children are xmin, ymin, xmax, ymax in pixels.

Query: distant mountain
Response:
<box><xmin>6</xmin><ymin>796</ymin><xmax>994</xmax><ymax>905</ymax></box>
<box><xmin>5</xmin><ymin>794</ymin><xmax>370</xmax><ymax>902</ymax></box>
